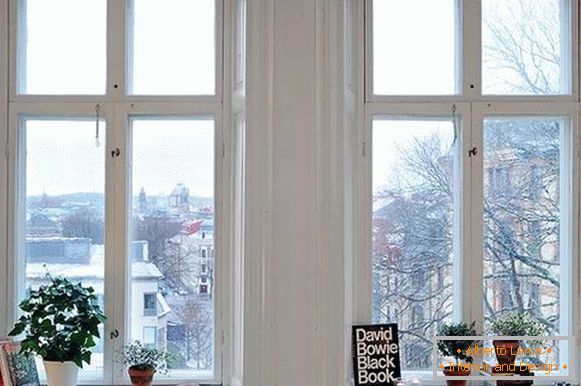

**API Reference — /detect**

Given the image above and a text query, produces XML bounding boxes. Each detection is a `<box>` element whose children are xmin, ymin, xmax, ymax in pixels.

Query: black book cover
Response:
<box><xmin>352</xmin><ymin>324</ymin><xmax>401</xmax><ymax>386</ymax></box>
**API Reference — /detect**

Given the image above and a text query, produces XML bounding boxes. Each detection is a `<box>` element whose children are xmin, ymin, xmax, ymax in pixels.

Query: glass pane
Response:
<box><xmin>19</xmin><ymin>0</ymin><xmax>106</xmax><ymax>95</ymax></box>
<box><xmin>482</xmin><ymin>0</ymin><xmax>571</xmax><ymax>95</ymax></box>
<box><xmin>129</xmin><ymin>0</ymin><xmax>216</xmax><ymax>95</ymax></box>
<box><xmin>372</xmin><ymin>0</ymin><xmax>458</xmax><ymax>95</ymax></box>
<box><xmin>483</xmin><ymin>117</ymin><xmax>562</xmax><ymax>337</ymax></box>
<box><xmin>130</xmin><ymin>119</ymin><xmax>215</xmax><ymax>378</ymax></box>
<box><xmin>372</xmin><ymin>118</ymin><xmax>455</xmax><ymax>370</ymax></box>
<box><xmin>23</xmin><ymin>120</ymin><xmax>106</xmax><ymax>379</ymax></box>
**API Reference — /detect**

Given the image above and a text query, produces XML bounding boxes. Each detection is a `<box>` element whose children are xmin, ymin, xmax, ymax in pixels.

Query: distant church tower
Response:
<box><xmin>138</xmin><ymin>187</ymin><xmax>147</xmax><ymax>213</ymax></box>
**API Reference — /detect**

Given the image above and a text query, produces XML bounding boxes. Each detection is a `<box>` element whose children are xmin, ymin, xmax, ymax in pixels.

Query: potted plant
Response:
<box><xmin>118</xmin><ymin>341</ymin><xmax>169</xmax><ymax>386</ymax></box>
<box><xmin>437</xmin><ymin>322</ymin><xmax>477</xmax><ymax>386</ymax></box>
<box><xmin>8</xmin><ymin>276</ymin><xmax>106</xmax><ymax>386</ymax></box>
<box><xmin>490</xmin><ymin>312</ymin><xmax>544</xmax><ymax>366</ymax></box>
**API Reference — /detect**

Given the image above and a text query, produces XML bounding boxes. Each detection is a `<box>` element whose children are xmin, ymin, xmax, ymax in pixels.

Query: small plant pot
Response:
<box><xmin>44</xmin><ymin>361</ymin><xmax>79</xmax><ymax>386</ymax></box>
<box><xmin>443</xmin><ymin>365</ymin><xmax>471</xmax><ymax>386</ymax></box>
<box><xmin>493</xmin><ymin>340</ymin><xmax>519</xmax><ymax>366</ymax></box>
<box><xmin>128</xmin><ymin>367</ymin><xmax>156</xmax><ymax>386</ymax></box>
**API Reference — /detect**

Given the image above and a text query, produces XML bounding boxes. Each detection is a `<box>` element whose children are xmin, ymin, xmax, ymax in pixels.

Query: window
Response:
<box><xmin>483</xmin><ymin>117</ymin><xmax>563</xmax><ymax>335</ymax></box>
<box><xmin>372</xmin><ymin>118</ymin><xmax>455</xmax><ymax>371</ymax></box>
<box><xmin>371</xmin><ymin>0</ymin><xmax>459</xmax><ymax>95</ymax></box>
<box><xmin>143</xmin><ymin>293</ymin><xmax>157</xmax><ymax>316</ymax></box>
<box><xmin>143</xmin><ymin>326</ymin><xmax>158</xmax><ymax>348</ymax></box>
<box><xmin>366</xmin><ymin>0</ymin><xmax>575</xmax><ymax>376</ymax></box>
<box><xmin>128</xmin><ymin>0</ymin><xmax>216</xmax><ymax>95</ymax></box>
<box><xmin>21</xmin><ymin>119</ymin><xmax>106</xmax><ymax>377</ymax></box>
<box><xmin>130</xmin><ymin>118</ymin><xmax>215</xmax><ymax>375</ymax></box>
<box><xmin>18</xmin><ymin>0</ymin><xmax>106</xmax><ymax>95</ymax></box>
<box><xmin>6</xmin><ymin>0</ymin><xmax>224</xmax><ymax>384</ymax></box>
<box><xmin>482</xmin><ymin>0</ymin><xmax>571</xmax><ymax>95</ymax></box>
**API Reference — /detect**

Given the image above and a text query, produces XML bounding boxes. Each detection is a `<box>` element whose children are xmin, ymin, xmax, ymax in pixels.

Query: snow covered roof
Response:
<box><xmin>26</xmin><ymin>256</ymin><xmax>163</xmax><ymax>281</ymax></box>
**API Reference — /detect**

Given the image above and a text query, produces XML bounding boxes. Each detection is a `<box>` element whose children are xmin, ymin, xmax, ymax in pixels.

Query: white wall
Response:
<box><xmin>235</xmin><ymin>1</ymin><xmax>358</xmax><ymax>385</ymax></box>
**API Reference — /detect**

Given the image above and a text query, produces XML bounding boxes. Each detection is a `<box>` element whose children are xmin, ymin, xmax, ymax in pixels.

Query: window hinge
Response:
<box><xmin>468</xmin><ymin>147</ymin><xmax>478</xmax><ymax>157</ymax></box>
<box><xmin>110</xmin><ymin>148</ymin><xmax>120</xmax><ymax>158</ymax></box>
<box><xmin>222</xmin><ymin>141</ymin><xmax>225</xmax><ymax>158</ymax></box>
<box><xmin>362</xmin><ymin>141</ymin><xmax>366</xmax><ymax>157</ymax></box>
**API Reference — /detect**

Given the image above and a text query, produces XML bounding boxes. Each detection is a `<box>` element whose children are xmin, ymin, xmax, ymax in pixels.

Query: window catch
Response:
<box><xmin>111</xmin><ymin>148</ymin><xmax>120</xmax><ymax>158</ymax></box>
<box><xmin>110</xmin><ymin>329</ymin><xmax>119</xmax><ymax>340</ymax></box>
<box><xmin>468</xmin><ymin>147</ymin><xmax>478</xmax><ymax>157</ymax></box>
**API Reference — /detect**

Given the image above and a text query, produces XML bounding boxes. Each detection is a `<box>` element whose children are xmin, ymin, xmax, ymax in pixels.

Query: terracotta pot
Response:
<box><xmin>493</xmin><ymin>340</ymin><xmax>519</xmax><ymax>366</ymax></box>
<box><xmin>128</xmin><ymin>367</ymin><xmax>155</xmax><ymax>386</ymax></box>
<box><xmin>443</xmin><ymin>365</ymin><xmax>471</xmax><ymax>386</ymax></box>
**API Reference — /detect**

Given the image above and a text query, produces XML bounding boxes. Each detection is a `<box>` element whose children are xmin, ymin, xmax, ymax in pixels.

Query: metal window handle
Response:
<box><xmin>110</xmin><ymin>329</ymin><xmax>119</xmax><ymax>339</ymax></box>
<box><xmin>111</xmin><ymin>148</ymin><xmax>120</xmax><ymax>158</ymax></box>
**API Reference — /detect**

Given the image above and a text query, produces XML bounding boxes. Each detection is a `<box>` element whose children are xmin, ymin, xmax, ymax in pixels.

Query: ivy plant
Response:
<box><xmin>9</xmin><ymin>276</ymin><xmax>107</xmax><ymax>368</ymax></box>
<box><xmin>437</xmin><ymin>321</ymin><xmax>478</xmax><ymax>364</ymax></box>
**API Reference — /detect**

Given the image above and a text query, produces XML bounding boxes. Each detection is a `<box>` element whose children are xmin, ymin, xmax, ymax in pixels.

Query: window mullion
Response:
<box><xmin>106</xmin><ymin>104</ymin><xmax>131</xmax><ymax>385</ymax></box>
<box><xmin>468</xmin><ymin>103</ymin><xmax>485</xmax><ymax>330</ymax></box>
<box><xmin>461</xmin><ymin>0</ymin><xmax>482</xmax><ymax>99</ymax></box>
<box><xmin>108</xmin><ymin>0</ymin><xmax>126</xmax><ymax>99</ymax></box>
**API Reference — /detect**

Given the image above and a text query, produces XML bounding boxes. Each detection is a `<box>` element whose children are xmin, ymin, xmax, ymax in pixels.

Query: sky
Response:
<box><xmin>373</xmin><ymin>0</ymin><xmax>457</xmax><ymax>95</ymax></box>
<box><xmin>23</xmin><ymin>0</ymin><xmax>216</xmax><ymax>198</ymax></box>
<box><xmin>26</xmin><ymin>119</ymin><xmax>215</xmax><ymax>198</ymax></box>
<box><xmin>373</xmin><ymin>0</ymin><xmax>564</xmax><ymax>95</ymax></box>
<box><xmin>22</xmin><ymin>0</ymin><xmax>565</xmax><ymax>197</ymax></box>
<box><xmin>24</xmin><ymin>0</ymin><xmax>215</xmax><ymax>95</ymax></box>
<box><xmin>373</xmin><ymin>119</ymin><xmax>454</xmax><ymax>192</ymax></box>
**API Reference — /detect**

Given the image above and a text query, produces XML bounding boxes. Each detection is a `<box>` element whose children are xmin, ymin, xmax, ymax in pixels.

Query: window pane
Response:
<box><xmin>19</xmin><ymin>0</ymin><xmax>106</xmax><ymax>95</ymax></box>
<box><xmin>129</xmin><ymin>0</ymin><xmax>216</xmax><ymax>95</ymax></box>
<box><xmin>483</xmin><ymin>117</ymin><xmax>562</xmax><ymax>337</ymax></box>
<box><xmin>372</xmin><ymin>0</ymin><xmax>458</xmax><ymax>95</ymax></box>
<box><xmin>372</xmin><ymin>118</ymin><xmax>455</xmax><ymax>370</ymax></box>
<box><xmin>482</xmin><ymin>0</ymin><xmax>571</xmax><ymax>95</ymax></box>
<box><xmin>23</xmin><ymin>120</ymin><xmax>106</xmax><ymax>379</ymax></box>
<box><xmin>130</xmin><ymin>119</ymin><xmax>215</xmax><ymax>377</ymax></box>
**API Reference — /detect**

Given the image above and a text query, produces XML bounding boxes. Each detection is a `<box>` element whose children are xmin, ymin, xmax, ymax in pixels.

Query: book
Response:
<box><xmin>352</xmin><ymin>324</ymin><xmax>401</xmax><ymax>386</ymax></box>
<box><xmin>0</xmin><ymin>341</ymin><xmax>39</xmax><ymax>386</ymax></box>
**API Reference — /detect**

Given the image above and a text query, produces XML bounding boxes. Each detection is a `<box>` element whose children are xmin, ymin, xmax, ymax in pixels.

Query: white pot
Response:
<box><xmin>43</xmin><ymin>361</ymin><xmax>79</xmax><ymax>386</ymax></box>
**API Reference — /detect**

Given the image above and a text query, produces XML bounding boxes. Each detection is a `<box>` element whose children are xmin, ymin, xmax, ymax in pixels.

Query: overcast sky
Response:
<box><xmin>26</xmin><ymin>119</ymin><xmax>215</xmax><ymax>198</ymax></box>
<box><xmin>24</xmin><ymin>0</ymin><xmax>216</xmax><ymax>198</ymax></box>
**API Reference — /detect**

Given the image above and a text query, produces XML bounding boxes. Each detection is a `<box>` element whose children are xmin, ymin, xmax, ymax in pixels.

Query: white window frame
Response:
<box><xmin>0</xmin><ymin>0</ymin><xmax>234</xmax><ymax>385</ymax></box>
<box><xmin>360</xmin><ymin>0</ymin><xmax>581</xmax><ymax>382</ymax></box>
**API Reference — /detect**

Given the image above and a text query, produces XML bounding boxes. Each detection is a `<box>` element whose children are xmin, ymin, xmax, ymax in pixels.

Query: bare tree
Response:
<box><xmin>61</xmin><ymin>207</ymin><xmax>104</xmax><ymax>244</ymax></box>
<box><xmin>133</xmin><ymin>214</ymin><xmax>181</xmax><ymax>263</ymax></box>
<box><xmin>483</xmin><ymin>0</ymin><xmax>562</xmax><ymax>94</ymax></box>
<box><xmin>373</xmin><ymin>135</ymin><xmax>454</xmax><ymax>369</ymax></box>
<box><xmin>373</xmin><ymin>121</ymin><xmax>561</xmax><ymax>369</ymax></box>
<box><xmin>175</xmin><ymin>296</ymin><xmax>214</xmax><ymax>370</ymax></box>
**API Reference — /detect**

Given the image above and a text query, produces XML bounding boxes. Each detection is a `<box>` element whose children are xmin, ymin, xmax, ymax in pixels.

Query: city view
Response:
<box><xmin>372</xmin><ymin>0</ymin><xmax>566</xmax><ymax>371</ymax></box>
<box><xmin>24</xmin><ymin>119</ymin><xmax>215</xmax><ymax>376</ymax></box>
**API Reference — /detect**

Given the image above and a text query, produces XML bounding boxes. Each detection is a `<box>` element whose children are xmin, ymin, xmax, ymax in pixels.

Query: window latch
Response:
<box><xmin>110</xmin><ymin>148</ymin><xmax>120</xmax><ymax>158</ymax></box>
<box><xmin>110</xmin><ymin>329</ymin><xmax>119</xmax><ymax>340</ymax></box>
<box><xmin>468</xmin><ymin>147</ymin><xmax>478</xmax><ymax>157</ymax></box>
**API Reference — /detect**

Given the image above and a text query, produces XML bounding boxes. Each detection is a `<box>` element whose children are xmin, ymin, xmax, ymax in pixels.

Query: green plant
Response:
<box><xmin>8</xmin><ymin>276</ymin><xmax>107</xmax><ymax>368</ymax></box>
<box><xmin>491</xmin><ymin>313</ymin><xmax>545</xmax><ymax>336</ymax></box>
<box><xmin>117</xmin><ymin>341</ymin><xmax>169</xmax><ymax>374</ymax></box>
<box><xmin>437</xmin><ymin>322</ymin><xmax>477</xmax><ymax>364</ymax></box>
